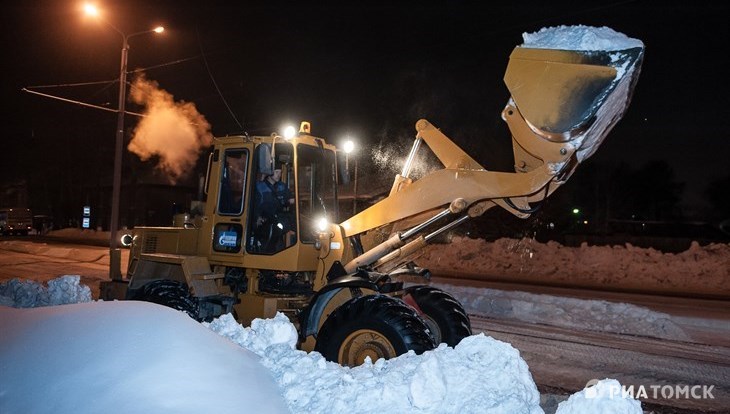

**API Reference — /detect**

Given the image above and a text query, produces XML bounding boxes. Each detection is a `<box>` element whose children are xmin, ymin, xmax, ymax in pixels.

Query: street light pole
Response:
<box><xmin>109</xmin><ymin>35</ymin><xmax>128</xmax><ymax>280</ymax></box>
<box><xmin>82</xmin><ymin>4</ymin><xmax>163</xmax><ymax>280</ymax></box>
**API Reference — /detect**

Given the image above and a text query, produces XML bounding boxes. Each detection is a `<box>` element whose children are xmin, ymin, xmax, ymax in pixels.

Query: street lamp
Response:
<box><xmin>84</xmin><ymin>4</ymin><xmax>163</xmax><ymax>280</ymax></box>
<box><xmin>343</xmin><ymin>139</ymin><xmax>358</xmax><ymax>215</ymax></box>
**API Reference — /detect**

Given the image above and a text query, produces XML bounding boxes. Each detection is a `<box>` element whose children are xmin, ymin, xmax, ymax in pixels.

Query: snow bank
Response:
<box><xmin>0</xmin><ymin>301</ymin><xmax>288</xmax><ymax>414</ymax></box>
<box><xmin>556</xmin><ymin>379</ymin><xmax>642</xmax><ymax>414</ymax></box>
<box><xmin>207</xmin><ymin>313</ymin><xmax>542</xmax><ymax>414</ymax></box>
<box><xmin>1</xmin><ymin>276</ymin><xmax>646</xmax><ymax>414</ymax></box>
<box><xmin>418</xmin><ymin>237</ymin><xmax>730</xmax><ymax>297</ymax></box>
<box><xmin>437</xmin><ymin>283</ymin><xmax>689</xmax><ymax>341</ymax></box>
<box><xmin>0</xmin><ymin>275</ymin><xmax>91</xmax><ymax>308</ymax></box>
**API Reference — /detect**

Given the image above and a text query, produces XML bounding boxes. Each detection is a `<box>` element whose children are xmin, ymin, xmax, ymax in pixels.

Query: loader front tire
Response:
<box><xmin>403</xmin><ymin>286</ymin><xmax>472</xmax><ymax>347</ymax></box>
<box><xmin>315</xmin><ymin>295</ymin><xmax>436</xmax><ymax>366</ymax></box>
<box><xmin>133</xmin><ymin>279</ymin><xmax>199</xmax><ymax>320</ymax></box>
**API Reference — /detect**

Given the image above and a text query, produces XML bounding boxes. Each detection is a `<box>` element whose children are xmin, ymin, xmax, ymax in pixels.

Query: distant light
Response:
<box><xmin>83</xmin><ymin>3</ymin><xmax>99</xmax><ymax>17</ymax></box>
<box><xmin>343</xmin><ymin>139</ymin><xmax>355</xmax><ymax>154</ymax></box>
<box><xmin>153</xmin><ymin>26</ymin><xmax>164</xmax><ymax>33</ymax></box>
<box><xmin>583</xmin><ymin>220</ymin><xmax>588</xmax><ymax>225</ymax></box>
<box><xmin>572</xmin><ymin>208</ymin><xmax>580</xmax><ymax>214</ymax></box>
<box><xmin>283</xmin><ymin>126</ymin><xmax>296</xmax><ymax>140</ymax></box>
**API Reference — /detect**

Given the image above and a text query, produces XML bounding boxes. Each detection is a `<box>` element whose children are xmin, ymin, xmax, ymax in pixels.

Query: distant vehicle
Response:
<box><xmin>0</xmin><ymin>208</ymin><xmax>33</xmax><ymax>236</ymax></box>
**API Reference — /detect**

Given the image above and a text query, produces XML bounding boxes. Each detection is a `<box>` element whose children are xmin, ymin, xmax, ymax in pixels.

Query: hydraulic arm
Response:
<box><xmin>333</xmin><ymin>44</ymin><xmax>644</xmax><ymax>276</ymax></box>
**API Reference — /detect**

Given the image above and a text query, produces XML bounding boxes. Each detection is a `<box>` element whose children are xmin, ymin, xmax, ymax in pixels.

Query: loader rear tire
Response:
<box><xmin>133</xmin><ymin>280</ymin><xmax>199</xmax><ymax>321</ymax></box>
<box><xmin>315</xmin><ymin>295</ymin><xmax>436</xmax><ymax>366</ymax></box>
<box><xmin>403</xmin><ymin>286</ymin><xmax>472</xmax><ymax>347</ymax></box>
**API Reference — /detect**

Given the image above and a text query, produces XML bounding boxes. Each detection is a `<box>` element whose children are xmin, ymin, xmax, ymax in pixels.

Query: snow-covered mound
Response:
<box><xmin>0</xmin><ymin>301</ymin><xmax>289</xmax><ymax>414</ymax></box>
<box><xmin>556</xmin><ymin>379</ymin><xmax>642</xmax><ymax>414</ymax></box>
<box><xmin>418</xmin><ymin>237</ymin><xmax>730</xmax><ymax>297</ymax></box>
<box><xmin>0</xmin><ymin>275</ymin><xmax>91</xmax><ymax>308</ymax></box>
<box><xmin>437</xmin><ymin>283</ymin><xmax>689</xmax><ymax>341</ymax></box>
<box><xmin>0</xmin><ymin>276</ymin><xmax>643</xmax><ymax>413</ymax></box>
<box><xmin>207</xmin><ymin>313</ymin><xmax>542</xmax><ymax>413</ymax></box>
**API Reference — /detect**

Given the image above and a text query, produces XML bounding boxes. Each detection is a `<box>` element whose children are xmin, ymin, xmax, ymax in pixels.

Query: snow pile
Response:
<box><xmin>207</xmin><ymin>313</ymin><xmax>542</xmax><ymax>414</ymax></box>
<box><xmin>522</xmin><ymin>25</ymin><xmax>643</xmax><ymax>51</ymax></box>
<box><xmin>0</xmin><ymin>301</ymin><xmax>289</xmax><ymax>414</ymax></box>
<box><xmin>0</xmin><ymin>276</ymin><xmax>646</xmax><ymax>414</ymax></box>
<box><xmin>555</xmin><ymin>379</ymin><xmax>642</xmax><ymax>414</ymax></box>
<box><xmin>0</xmin><ymin>275</ymin><xmax>91</xmax><ymax>308</ymax></box>
<box><xmin>204</xmin><ymin>312</ymin><xmax>300</xmax><ymax>354</ymax></box>
<box><xmin>418</xmin><ymin>237</ymin><xmax>730</xmax><ymax>297</ymax></box>
<box><xmin>436</xmin><ymin>283</ymin><xmax>689</xmax><ymax>341</ymax></box>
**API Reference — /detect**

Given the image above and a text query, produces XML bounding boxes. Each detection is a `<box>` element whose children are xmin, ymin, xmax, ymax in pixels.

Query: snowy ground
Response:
<box><xmin>433</xmin><ymin>283</ymin><xmax>691</xmax><ymax>342</ymax></box>
<box><xmin>0</xmin><ymin>276</ymin><xmax>642</xmax><ymax>414</ymax></box>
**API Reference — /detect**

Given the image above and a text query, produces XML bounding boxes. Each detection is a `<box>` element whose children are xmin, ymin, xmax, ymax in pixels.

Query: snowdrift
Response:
<box><xmin>418</xmin><ymin>237</ymin><xmax>730</xmax><ymax>297</ymax></box>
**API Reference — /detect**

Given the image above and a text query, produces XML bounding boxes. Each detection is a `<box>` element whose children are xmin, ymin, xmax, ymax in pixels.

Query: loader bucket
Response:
<box><xmin>504</xmin><ymin>45</ymin><xmax>643</xmax><ymax>161</ymax></box>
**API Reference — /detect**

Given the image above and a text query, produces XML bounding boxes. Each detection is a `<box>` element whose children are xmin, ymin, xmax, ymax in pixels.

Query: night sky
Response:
<box><xmin>2</xmin><ymin>1</ymin><xmax>729</xmax><ymax>222</ymax></box>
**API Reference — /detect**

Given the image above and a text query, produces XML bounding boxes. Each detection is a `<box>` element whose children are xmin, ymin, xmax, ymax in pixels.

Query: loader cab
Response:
<box><xmin>245</xmin><ymin>139</ymin><xmax>339</xmax><ymax>255</ymax></box>
<box><xmin>206</xmin><ymin>131</ymin><xmax>339</xmax><ymax>275</ymax></box>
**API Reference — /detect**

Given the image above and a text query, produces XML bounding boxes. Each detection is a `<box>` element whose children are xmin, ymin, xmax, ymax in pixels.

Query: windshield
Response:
<box><xmin>297</xmin><ymin>143</ymin><xmax>338</xmax><ymax>243</ymax></box>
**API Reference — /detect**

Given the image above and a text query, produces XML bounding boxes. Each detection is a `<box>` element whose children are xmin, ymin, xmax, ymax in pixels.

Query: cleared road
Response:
<box><xmin>471</xmin><ymin>316</ymin><xmax>730</xmax><ymax>413</ymax></box>
<box><xmin>0</xmin><ymin>238</ymin><xmax>129</xmax><ymax>298</ymax></box>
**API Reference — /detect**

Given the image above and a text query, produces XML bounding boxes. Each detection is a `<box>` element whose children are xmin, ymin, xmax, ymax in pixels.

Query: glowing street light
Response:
<box><xmin>84</xmin><ymin>3</ymin><xmax>164</xmax><ymax>280</ymax></box>
<box><xmin>83</xmin><ymin>3</ymin><xmax>99</xmax><ymax>17</ymax></box>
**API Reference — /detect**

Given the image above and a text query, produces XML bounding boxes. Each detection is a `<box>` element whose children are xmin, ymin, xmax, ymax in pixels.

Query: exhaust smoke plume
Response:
<box><xmin>127</xmin><ymin>74</ymin><xmax>213</xmax><ymax>183</ymax></box>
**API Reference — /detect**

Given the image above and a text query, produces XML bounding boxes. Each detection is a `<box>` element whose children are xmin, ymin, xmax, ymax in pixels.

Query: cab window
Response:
<box><xmin>297</xmin><ymin>144</ymin><xmax>338</xmax><ymax>243</ymax></box>
<box><xmin>247</xmin><ymin>143</ymin><xmax>296</xmax><ymax>254</ymax></box>
<box><xmin>217</xmin><ymin>149</ymin><xmax>249</xmax><ymax>216</ymax></box>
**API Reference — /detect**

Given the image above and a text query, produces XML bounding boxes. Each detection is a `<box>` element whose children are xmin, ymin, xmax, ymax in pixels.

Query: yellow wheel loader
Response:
<box><xmin>102</xmin><ymin>31</ymin><xmax>643</xmax><ymax>366</ymax></box>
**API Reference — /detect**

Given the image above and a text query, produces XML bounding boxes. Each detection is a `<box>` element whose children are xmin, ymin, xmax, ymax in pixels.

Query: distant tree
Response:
<box><xmin>705</xmin><ymin>174</ymin><xmax>730</xmax><ymax>219</ymax></box>
<box><xmin>619</xmin><ymin>160</ymin><xmax>684</xmax><ymax>220</ymax></box>
<box><xmin>607</xmin><ymin>161</ymin><xmax>635</xmax><ymax>220</ymax></box>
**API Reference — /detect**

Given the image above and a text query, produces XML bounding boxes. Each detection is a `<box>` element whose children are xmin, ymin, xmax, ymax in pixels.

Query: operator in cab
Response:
<box><xmin>253</xmin><ymin>168</ymin><xmax>295</xmax><ymax>252</ymax></box>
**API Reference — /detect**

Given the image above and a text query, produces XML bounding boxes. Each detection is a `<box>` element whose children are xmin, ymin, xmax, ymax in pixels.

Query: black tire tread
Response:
<box><xmin>315</xmin><ymin>295</ymin><xmax>436</xmax><ymax>364</ymax></box>
<box><xmin>404</xmin><ymin>285</ymin><xmax>472</xmax><ymax>347</ymax></box>
<box><xmin>134</xmin><ymin>279</ymin><xmax>200</xmax><ymax>320</ymax></box>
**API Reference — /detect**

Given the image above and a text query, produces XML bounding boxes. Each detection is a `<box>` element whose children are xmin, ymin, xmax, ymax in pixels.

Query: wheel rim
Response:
<box><xmin>339</xmin><ymin>329</ymin><xmax>397</xmax><ymax>366</ymax></box>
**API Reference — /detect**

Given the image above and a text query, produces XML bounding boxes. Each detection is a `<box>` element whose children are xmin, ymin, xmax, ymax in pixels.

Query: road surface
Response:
<box><xmin>470</xmin><ymin>316</ymin><xmax>730</xmax><ymax>413</ymax></box>
<box><xmin>0</xmin><ymin>238</ymin><xmax>129</xmax><ymax>298</ymax></box>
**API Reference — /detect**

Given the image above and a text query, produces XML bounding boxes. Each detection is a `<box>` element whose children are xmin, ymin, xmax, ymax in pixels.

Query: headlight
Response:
<box><xmin>315</xmin><ymin>217</ymin><xmax>329</xmax><ymax>233</ymax></box>
<box><xmin>120</xmin><ymin>233</ymin><xmax>135</xmax><ymax>247</ymax></box>
<box><xmin>283</xmin><ymin>125</ymin><xmax>296</xmax><ymax>140</ymax></box>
